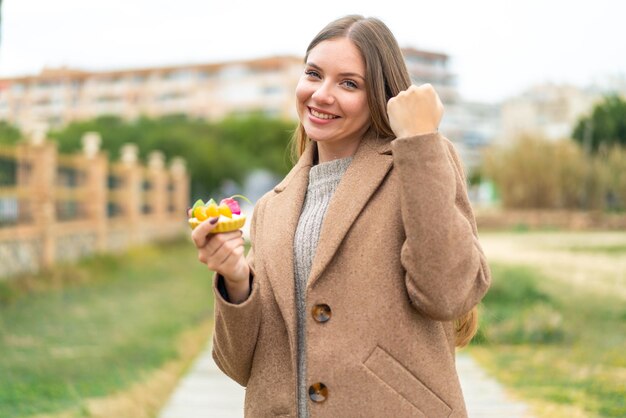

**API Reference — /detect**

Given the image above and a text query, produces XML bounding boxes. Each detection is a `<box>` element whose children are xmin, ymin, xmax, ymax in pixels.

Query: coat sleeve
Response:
<box><xmin>211</xmin><ymin>199</ymin><xmax>263</xmax><ymax>386</ymax></box>
<box><xmin>390</xmin><ymin>132</ymin><xmax>491</xmax><ymax>321</ymax></box>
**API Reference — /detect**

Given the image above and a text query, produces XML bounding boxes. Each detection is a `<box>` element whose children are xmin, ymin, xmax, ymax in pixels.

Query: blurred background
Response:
<box><xmin>0</xmin><ymin>1</ymin><xmax>624</xmax><ymax>417</ymax></box>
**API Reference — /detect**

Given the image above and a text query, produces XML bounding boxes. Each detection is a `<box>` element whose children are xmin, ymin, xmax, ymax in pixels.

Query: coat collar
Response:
<box><xmin>262</xmin><ymin>130</ymin><xmax>394</xmax><ymax>361</ymax></box>
<box><xmin>272</xmin><ymin>130</ymin><xmax>392</xmax><ymax>193</ymax></box>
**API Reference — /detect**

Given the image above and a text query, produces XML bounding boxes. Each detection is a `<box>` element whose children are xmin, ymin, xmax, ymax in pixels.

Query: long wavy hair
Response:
<box><xmin>290</xmin><ymin>15</ymin><xmax>478</xmax><ymax>348</ymax></box>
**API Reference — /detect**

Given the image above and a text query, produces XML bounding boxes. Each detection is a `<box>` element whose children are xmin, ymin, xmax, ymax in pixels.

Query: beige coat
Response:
<box><xmin>211</xmin><ymin>132</ymin><xmax>491</xmax><ymax>418</ymax></box>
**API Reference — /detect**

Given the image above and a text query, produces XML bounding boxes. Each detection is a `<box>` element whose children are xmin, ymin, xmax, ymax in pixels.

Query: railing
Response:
<box><xmin>0</xmin><ymin>132</ymin><xmax>189</xmax><ymax>279</ymax></box>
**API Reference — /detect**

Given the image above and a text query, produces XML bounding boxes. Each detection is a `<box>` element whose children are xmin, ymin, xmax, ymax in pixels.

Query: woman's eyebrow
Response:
<box><xmin>306</xmin><ymin>62</ymin><xmax>365</xmax><ymax>80</ymax></box>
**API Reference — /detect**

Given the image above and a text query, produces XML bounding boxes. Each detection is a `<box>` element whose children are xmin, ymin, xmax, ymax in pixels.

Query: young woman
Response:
<box><xmin>191</xmin><ymin>14</ymin><xmax>491</xmax><ymax>418</ymax></box>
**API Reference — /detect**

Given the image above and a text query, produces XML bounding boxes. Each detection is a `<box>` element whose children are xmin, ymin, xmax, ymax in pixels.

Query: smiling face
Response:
<box><xmin>295</xmin><ymin>37</ymin><xmax>371</xmax><ymax>154</ymax></box>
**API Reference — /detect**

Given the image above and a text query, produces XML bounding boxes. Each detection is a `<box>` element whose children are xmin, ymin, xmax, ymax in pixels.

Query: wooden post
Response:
<box><xmin>27</xmin><ymin>133</ymin><xmax>57</xmax><ymax>269</ymax></box>
<box><xmin>81</xmin><ymin>132</ymin><xmax>108</xmax><ymax>252</ymax></box>
<box><xmin>119</xmin><ymin>143</ymin><xmax>142</xmax><ymax>245</ymax></box>
<box><xmin>148</xmin><ymin>151</ymin><xmax>167</xmax><ymax>222</ymax></box>
<box><xmin>170</xmin><ymin>157</ymin><xmax>189</xmax><ymax>222</ymax></box>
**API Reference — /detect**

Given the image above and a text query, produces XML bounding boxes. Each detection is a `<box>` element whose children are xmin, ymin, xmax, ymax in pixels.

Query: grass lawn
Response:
<box><xmin>0</xmin><ymin>237</ymin><xmax>216</xmax><ymax>418</ymax></box>
<box><xmin>470</xmin><ymin>259</ymin><xmax>626</xmax><ymax>418</ymax></box>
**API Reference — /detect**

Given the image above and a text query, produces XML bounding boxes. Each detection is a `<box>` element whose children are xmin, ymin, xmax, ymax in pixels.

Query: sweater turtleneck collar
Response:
<box><xmin>307</xmin><ymin>156</ymin><xmax>353</xmax><ymax>189</ymax></box>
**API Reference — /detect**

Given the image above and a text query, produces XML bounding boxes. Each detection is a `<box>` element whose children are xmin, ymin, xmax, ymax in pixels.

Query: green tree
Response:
<box><xmin>48</xmin><ymin>114</ymin><xmax>295</xmax><ymax>200</ymax></box>
<box><xmin>572</xmin><ymin>95</ymin><xmax>626</xmax><ymax>152</ymax></box>
<box><xmin>0</xmin><ymin>122</ymin><xmax>21</xmax><ymax>186</ymax></box>
<box><xmin>0</xmin><ymin>121</ymin><xmax>21</xmax><ymax>145</ymax></box>
<box><xmin>49</xmin><ymin>115</ymin><xmax>141</xmax><ymax>154</ymax></box>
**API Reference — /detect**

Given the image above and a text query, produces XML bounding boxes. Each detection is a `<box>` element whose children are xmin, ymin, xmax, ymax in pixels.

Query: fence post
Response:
<box><xmin>170</xmin><ymin>157</ymin><xmax>188</xmax><ymax>222</ymax></box>
<box><xmin>119</xmin><ymin>144</ymin><xmax>142</xmax><ymax>245</ymax></box>
<box><xmin>28</xmin><ymin>132</ymin><xmax>57</xmax><ymax>269</ymax></box>
<box><xmin>81</xmin><ymin>132</ymin><xmax>108</xmax><ymax>252</ymax></box>
<box><xmin>148</xmin><ymin>151</ymin><xmax>167</xmax><ymax>221</ymax></box>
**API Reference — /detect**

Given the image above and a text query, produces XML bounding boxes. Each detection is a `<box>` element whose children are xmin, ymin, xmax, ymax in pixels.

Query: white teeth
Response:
<box><xmin>310</xmin><ymin>108</ymin><xmax>338</xmax><ymax>119</ymax></box>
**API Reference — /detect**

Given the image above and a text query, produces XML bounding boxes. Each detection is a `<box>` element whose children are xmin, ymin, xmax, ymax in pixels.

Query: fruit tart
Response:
<box><xmin>188</xmin><ymin>195</ymin><xmax>250</xmax><ymax>233</ymax></box>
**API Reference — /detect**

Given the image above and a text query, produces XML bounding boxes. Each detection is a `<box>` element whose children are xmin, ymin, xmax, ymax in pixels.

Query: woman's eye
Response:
<box><xmin>343</xmin><ymin>80</ymin><xmax>358</xmax><ymax>89</ymax></box>
<box><xmin>305</xmin><ymin>70</ymin><xmax>320</xmax><ymax>79</ymax></box>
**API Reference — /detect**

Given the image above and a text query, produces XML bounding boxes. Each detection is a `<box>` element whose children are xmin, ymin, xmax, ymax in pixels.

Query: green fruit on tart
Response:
<box><xmin>188</xmin><ymin>195</ymin><xmax>250</xmax><ymax>233</ymax></box>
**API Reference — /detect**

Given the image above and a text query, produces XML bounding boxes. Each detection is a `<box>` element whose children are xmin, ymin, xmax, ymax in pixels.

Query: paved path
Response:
<box><xmin>158</xmin><ymin>343</ymin><xmax>244</xmax><ymax>418</ymax></box>
<box><xmin>159</xmin><ymin>344</ymin><xmax>532</xmax><ymax>418</ymax></box>
<box><xmin>456</xmin><ymin>352</ymin><xmax>532</xmax><ymax>418</ymax></box>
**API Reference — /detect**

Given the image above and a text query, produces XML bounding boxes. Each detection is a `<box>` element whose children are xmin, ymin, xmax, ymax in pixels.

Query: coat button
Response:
<box><xmin>309</xmin><ymin>382</ymin><xmax>328</xmax><ymax>402</ymax></box>
<box><xmin>311</xmin><ymin>304</ymin><xmax>331</xmax><ymax>323</ymax></box>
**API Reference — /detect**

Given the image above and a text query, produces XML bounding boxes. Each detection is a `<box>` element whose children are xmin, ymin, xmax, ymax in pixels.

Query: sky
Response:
<box><xmin>0</xmin><ymin>0</ymin><xmax>625</xmax><ymax>103</ymax></box>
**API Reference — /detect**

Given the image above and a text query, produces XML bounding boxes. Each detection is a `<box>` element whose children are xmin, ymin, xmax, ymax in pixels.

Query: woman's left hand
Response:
<box><xmin>387</xmin><ymin>83</ymin><xmax>444</xmax><ymax>138</ymax></box>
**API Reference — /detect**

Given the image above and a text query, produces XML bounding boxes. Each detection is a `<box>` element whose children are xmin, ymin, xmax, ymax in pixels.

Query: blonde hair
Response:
<box><xmin>290</xmin><ymin>15</ymin><xmax>478</xmax><ymax>348</ymax></box>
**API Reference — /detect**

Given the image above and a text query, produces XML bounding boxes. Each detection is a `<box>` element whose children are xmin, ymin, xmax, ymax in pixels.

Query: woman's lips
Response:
<box><xmin>308</xmin><ymin>107</ymin><xmax>339</xmax><ymax>124</ymax></box>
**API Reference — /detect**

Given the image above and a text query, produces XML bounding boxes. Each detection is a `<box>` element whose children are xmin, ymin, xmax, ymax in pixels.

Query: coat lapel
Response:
<box><xmin>263</xmin><ymin>144</ymin><xmax>314</xmax><ymax>357</ymax></box>
<box><xmin>262</xmin><ymin>132</ymin><xmax>393</xmax><ymax>362</ymax></box>
<box><xmin>307</xmin><ymin>132</ymin><xmax>393</xmax><ymax>289</ymax></box>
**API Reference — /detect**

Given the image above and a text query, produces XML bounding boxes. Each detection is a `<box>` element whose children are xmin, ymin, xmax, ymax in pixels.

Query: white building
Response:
<box><xmin>404</xmin><ymin>48</ymin><xmax>501</xmax><ymax>173</ymax></box>
<box><xmin>0</xmin><ymin>56</ymin><xmax>303</xmax><ymax>132</ymax></box>
<box><xmin>500</xmin><ymin>82</ymin><xmax>606</xmax><ymax>144</ymax></box>
<box><xmin>442</xmin><ymin>101</ymin><xmax>501</xmax><ymax>172</ymax></box>
<box><xmin>0</xmin><ymin>48</ymin><xmax>501</xmax><ymax>173</ymax></box>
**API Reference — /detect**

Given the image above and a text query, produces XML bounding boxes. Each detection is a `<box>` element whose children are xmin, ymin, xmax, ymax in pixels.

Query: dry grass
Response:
<box><xmin>522</xmin><ymin>394</ymin><xmax>593</xmax><ymax>418</ymax></box>
<box><xmin>479</xmin><ymin>231</ymin><xmax>626</xmax><ymax>299</ymax></box>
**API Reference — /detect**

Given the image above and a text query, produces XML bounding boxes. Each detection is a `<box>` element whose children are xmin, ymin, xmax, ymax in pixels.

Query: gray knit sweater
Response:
<box><xmin>293</xmin><ymin>156</ymin><xmax>353</xmax><ymax>418</ymax></box>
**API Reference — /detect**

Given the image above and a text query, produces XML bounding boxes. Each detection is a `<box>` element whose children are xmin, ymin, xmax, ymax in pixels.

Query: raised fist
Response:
<box><xmin>387</xmin><ymin>83</ymin><xmax>444</xmax><ymax>138</ymax></box>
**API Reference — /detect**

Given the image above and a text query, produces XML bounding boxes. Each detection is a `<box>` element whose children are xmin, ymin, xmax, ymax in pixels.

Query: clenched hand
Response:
<box><xmin>387</xmin><ymin>83</ymin><xmax>444</xmax><ymax>138</ymax></box>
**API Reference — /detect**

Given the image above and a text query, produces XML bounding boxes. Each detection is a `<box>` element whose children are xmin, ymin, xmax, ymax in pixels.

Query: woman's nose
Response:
<box><xmin>311</xmin><ymin>81</ymin><xmax>335</xmax><ymax>105</ymax></box>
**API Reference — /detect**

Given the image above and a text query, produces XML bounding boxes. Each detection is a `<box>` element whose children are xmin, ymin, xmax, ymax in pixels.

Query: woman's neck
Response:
<box><xmin>315</xmin><ymin>138</ymin><xmax>360</xmax><ymax>164</ymax></box>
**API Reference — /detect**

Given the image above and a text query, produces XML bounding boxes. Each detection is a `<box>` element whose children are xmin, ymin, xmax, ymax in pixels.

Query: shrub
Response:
<box><xmin>600</xmin><ymin>145</ymin><xmax>626</xmax><ymax>210</ymax></box>
<box><xmin>483</xmin><ymin>135</ymin><xmax>626</xmax><ymax>211</ymax></box>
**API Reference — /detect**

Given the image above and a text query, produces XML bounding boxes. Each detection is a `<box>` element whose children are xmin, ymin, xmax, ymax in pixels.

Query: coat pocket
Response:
<box><xmin>363</xmin><ymin>345</ymin><xmax>452</xmax><ymax>417</ymax></box>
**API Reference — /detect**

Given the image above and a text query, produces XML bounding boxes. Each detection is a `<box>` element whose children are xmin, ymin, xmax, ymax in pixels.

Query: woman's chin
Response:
<box><xmin>304</xmin><ymin>128</ymin><xmax>333</xmax><ymax>143</ymax></box>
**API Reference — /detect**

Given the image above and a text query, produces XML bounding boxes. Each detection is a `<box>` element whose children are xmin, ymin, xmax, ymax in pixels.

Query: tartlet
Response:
<box><xmin>188</xmin><ymin>195</ymin><xmax>250</xmax><ymax>233</ymax></box>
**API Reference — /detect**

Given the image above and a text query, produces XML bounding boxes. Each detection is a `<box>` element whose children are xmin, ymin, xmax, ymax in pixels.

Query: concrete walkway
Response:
<box><xmin>159</xmin><ymin>344</ymin><xmax>532</xmax><ymax>418</ymax></box>
<box><xmin>158</xmin><ymin>343</ymin><xmax>244</xmax><ymax>418</ymax></box>
<box><xmin>456</xmin><ymin>352</ymin><xmax>532</xmax><ymax>418</ymax></box>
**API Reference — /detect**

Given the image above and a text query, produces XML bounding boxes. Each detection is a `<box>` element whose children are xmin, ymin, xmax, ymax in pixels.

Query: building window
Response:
<box><xmin>200</xmin><ymin>70</ymin><xmax>217</xmax><ymax>79</ymax></box>
<box><xmin>262</xmin><ymin>85</ymin><xmax>283</xmax><ymax>96</ymax></box>
<box><xmin>158</xmin><ymin>92</ymin><xmax>184</xmax><ymax>102</ymax></box>
<box><xmin>132</xmin><ymin>74</ymin><xmax>146</xmax><ymax>84</ymax></box>
<box><xmin>164</xmin><ymin>70</ymin><xmax>196</xmax><ymax>81</ymax></box>
<box><xmin>219</xmin><ymin>65</ymin><xmax>250</xmax><ymax>79</ymax></box>
<box><xmin>11</xmin><ymin>84</ymin><xmax>25</xmax><ymax>94</ymax></box>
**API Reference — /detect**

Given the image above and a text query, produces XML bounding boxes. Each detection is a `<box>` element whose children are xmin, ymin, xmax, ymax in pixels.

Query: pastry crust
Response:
<box><xmin>188</xmin><ymin>215</ymin><xmax>246</xmax><ymax>233</ymax></box>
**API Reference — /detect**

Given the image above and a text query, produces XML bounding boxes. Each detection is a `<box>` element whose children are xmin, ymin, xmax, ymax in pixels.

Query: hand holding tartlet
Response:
<box><xmin>189</xmin><ymin>195</ymin><xmax>252</xmax><ymax>303</ymax></box>
<box><xmin>188</xmin><ymin>195</ymin><xmax>249</xmax><ymax>233</ymax></box>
